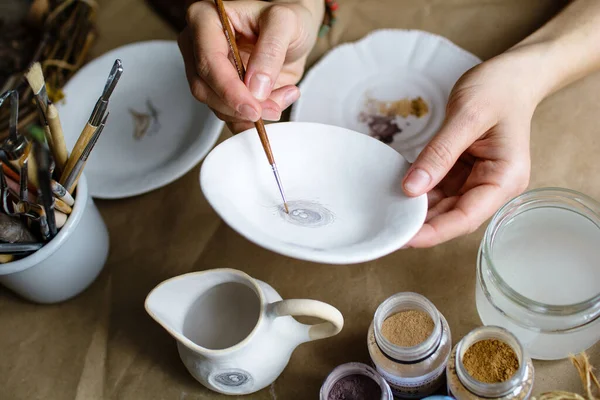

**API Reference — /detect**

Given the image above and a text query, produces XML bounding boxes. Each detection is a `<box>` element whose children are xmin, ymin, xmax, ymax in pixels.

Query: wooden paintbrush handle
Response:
<box><xmin>213</xmin><ymin>0</ymin><xmax>246</xmax><ymax>81</ymax></box>
<box><xmin>47</xmin><ymin>104</ymin><xmax>69</xmax><ymax>171</ymax></box>
<box><xmin>60</xmin><ymin>122</ymin><xmax>97</xmax><ymax>184</ymax></box>
<box><xmin>255</xmin><ymin>120</ymin><xmax>275</xmax><ymax>165</ymax></box>
<box><xmin>54</xmin><ymin>198</ymin><xmax>72</xmax><ymax>215</ymax></box>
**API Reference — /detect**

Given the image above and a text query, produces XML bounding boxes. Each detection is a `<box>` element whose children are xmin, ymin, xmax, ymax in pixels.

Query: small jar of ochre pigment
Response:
<box><xmin>320</xmin><ymin>362</ymin><xmax>393</xmax><ymax>400</ymax></box>
<box><xmin>446</xmin><ymin>326</ymin><xmax>534</xmax><ymax>399</ymax></box>
<box><xmin>367</xmin><ymin>292</ymin><xmax>452</xmax><ymax>398</ymax></box>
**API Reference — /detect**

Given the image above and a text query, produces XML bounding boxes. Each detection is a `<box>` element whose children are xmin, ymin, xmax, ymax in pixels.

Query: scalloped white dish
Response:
<box><xmin>200</xmin><ymin>122</ymin><xmax>427</xmax><ymax>265</ymax></box>
<box><xmin>291</xmin><ymin>30</ymin><xmax>481</xmax><ymax>162</ymax></box>
<box><xmin>57</xmin><ymin>40</ymin><xmax>224</xmax><ymax>199</ymax></box>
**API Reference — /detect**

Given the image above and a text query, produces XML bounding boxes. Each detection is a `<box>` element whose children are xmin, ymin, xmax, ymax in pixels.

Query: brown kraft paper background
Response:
<box><xmin>1</xmin><ymin>0</ymin><xmax>599</xmax><ymax>399</ymax></box>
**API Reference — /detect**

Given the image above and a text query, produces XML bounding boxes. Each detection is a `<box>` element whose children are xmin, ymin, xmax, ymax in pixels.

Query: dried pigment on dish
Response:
<box><xmin>463</xmin><ymin>339</ymin><xmax>519</xmax><ymax>383</ymax></box>
<box><xmin>328</xmin><ymin>374</ymin><xmax>382</xmax><ymax>400</ymax></box>
<box><xmin>381</xmin><ymin>310</ymin><xmax>434</xmax><ymax>347</ymax></box>
<box><xmin>359</xmin><ymin>96</ymin><xmax>429</xmax><ymax>143</ymax></box>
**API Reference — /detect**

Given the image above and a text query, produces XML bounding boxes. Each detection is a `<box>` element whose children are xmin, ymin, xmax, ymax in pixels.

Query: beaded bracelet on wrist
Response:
<box><xmin>319</xmin><ymin>0</ymin><xmax>338</xmax><ymax>37</ymax></box>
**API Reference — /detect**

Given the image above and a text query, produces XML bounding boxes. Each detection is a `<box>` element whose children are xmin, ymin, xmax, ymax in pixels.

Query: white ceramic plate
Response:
<box><xmin>200</xmin><ymin>122</ymin><xmax>427</xmax><ymax>265</ymax></box>
<box><xmin>57</xmin><ymin>40</ymin><xmax>224</xmax><ymax>199</ymax></box>
<box><xmin>291</xmin><ymin>29</ymin><xmax>481</xmax><ymax>163</ymax></box>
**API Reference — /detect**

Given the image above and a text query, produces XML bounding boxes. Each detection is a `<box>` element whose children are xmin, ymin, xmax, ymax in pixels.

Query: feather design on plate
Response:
<box><xmin>129</xmin><ymin>98</ymin><xmax>161</xmax><ymax>140</ymax></box>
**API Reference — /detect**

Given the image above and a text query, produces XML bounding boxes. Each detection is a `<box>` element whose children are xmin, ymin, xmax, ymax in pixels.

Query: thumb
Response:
<box><xmin>402</xmin><ymin>107</ymin><xmax>489</xmax><ymax>196</ymax></box>
<box><xmin>245</xmin><ymin>5</ymin><xmax>298</xmax><ymax>101</ymax></box>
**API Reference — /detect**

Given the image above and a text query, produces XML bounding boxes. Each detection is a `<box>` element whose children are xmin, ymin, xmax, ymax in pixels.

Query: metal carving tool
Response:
<box><xmin>212</xmin><ymin>0</ymin><xmax>290</xmax><ymax>213</ymax></box>
<box><xmin>0</xmin><ymin>243</ymin><xmax>44</xmax><ymax>254</ymax></box>
<box><xmin>62</xmin><ymin>112</ymin><xmax>108</xmax><ymax>192</ymax></box>
<box><xmin>0</xmin><ymin>90</ymin><xmax>30</xmax><ymax>225</ymax></box>
<box><xmin>30</xmin><ymin>126</ymin><xmax>57</xmax><ymax>238</ymax></box>
<box><xmin>60</xmin><ymin>59</ymin><xmax>123</xmax><ymax>186</ymax></box>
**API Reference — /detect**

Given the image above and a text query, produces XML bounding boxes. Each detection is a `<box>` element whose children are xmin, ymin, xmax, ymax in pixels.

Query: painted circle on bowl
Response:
<box><xmin>278</xmin><ymin>200</ymin><xmax>335</xmax><ymax>228</ymax></box>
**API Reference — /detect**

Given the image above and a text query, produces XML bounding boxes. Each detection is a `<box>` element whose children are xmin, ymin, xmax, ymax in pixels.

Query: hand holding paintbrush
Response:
<box><xmin>211</xmin><ymin>0</ymin><xmax>290</xmax><ymax>213</ymax></box>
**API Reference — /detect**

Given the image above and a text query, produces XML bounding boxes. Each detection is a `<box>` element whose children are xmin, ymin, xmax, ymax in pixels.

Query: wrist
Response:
<box><xmin>502</xmin><ymin>40</ymin><xmax>562</xmax><ymax>105</ymax></box>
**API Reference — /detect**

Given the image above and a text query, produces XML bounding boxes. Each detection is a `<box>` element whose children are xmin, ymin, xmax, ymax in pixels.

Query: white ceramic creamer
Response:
<box><xmin>145</xmin><ymin>268</ymin><xmax>344</xmax><ymax>395</ymax></box>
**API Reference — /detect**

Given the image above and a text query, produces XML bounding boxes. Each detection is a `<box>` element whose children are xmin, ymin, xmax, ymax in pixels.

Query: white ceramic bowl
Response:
<box><xmin>57</xmin><ymin>40</ymin><xmax>224</xmax><ymax>199</ymax></box>
<box><xmin>200</xmin><ymin>122</ymin><xmax>427</xmax><ymax>264</ymax></box>
<box><xmin>291</xmin><ymin>29</ymin><xmax>481</xmax><ymax>163</ymax></box>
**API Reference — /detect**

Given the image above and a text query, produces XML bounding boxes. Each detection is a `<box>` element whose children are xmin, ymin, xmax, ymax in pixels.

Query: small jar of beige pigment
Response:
<box><xmin>367</xmin><ymin>292</ymin><xmax>452</xmax><ymax>398</ymax></box>
<box><xmin>446</xmin><ymin>326</ymin><xmax>534</xmax><ymax>399</ymax></box>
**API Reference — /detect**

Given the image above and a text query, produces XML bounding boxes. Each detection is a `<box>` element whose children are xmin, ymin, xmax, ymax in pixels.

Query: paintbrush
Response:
<box><xmin>24</xmin><ymin>62</ymin><xmax>49</xmax><ymax>119</ymax></box>
<box><xmin>24</xmin><ymin>63</ymin><xmax>55</xmax><ymax>148</ymax></box>
<box><xmin>47</xmin><ymin>103</ymin><xmax>68</xmax><ymax>173</ymax></box>
<box><xmin>212</xmin><ymin>0</ymin><xmax>290</xmax><ymax>213</ymax></box>
<box><xmin>30</xmin><ymin>126</ymin><xmax>57</xmax><ymax>239</ymax></box>
<box><xmin>60</xmin><ymin>59</ymin><xmax>123</xmax><ymax>186</ymax></box>
<box><xmin>62</xmin><ymin>112</ymin><xmax>108</xmax><ymax>193</ymax></box>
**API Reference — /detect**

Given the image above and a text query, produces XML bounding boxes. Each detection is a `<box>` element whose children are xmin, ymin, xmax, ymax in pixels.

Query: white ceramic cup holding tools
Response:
<box><xmin>0</xmin><ymin>174</ymin><xmax>109</xmax><ymax>303</ymax></box>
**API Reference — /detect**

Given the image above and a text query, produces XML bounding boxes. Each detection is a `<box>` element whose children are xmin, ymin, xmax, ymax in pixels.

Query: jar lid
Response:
<box><xmin>320</xmin><ymin>362</ymin><xmax>393</xmax><ymax>400</ymax></box>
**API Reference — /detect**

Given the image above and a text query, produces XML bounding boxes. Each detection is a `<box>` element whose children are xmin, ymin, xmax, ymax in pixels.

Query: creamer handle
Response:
<box><xmin>270</xmin><ymin>299</ymin><xmax>344</xmax><ymax>341</ymax></box>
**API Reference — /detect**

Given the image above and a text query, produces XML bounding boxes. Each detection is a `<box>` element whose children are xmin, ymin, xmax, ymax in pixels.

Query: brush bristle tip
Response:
<box><xmin>24</xmin><ymin>62</ymin><xmax>45</xmax><ymax>94</ymax></box>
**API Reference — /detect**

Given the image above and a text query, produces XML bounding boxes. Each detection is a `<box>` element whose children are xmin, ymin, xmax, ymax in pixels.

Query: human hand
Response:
<box><xmin>402</xmin><ymin>47</ymin><xmax>546</xmax><ymax>248</ymax></box>
<box><xmin>179</xmin><ymin>0</ymin><xmax>323</xmax><ymax>133</ymax></box>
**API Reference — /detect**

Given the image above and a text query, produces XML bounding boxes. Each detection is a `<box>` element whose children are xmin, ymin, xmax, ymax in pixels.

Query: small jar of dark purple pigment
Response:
<box><xmin>320</xmin><ymin>362</ymin><xmax>393</xmax><ymax>400</ymax></box>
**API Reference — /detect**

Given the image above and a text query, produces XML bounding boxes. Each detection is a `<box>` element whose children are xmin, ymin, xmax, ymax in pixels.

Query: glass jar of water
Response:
<box><xmin>476</xmin><ymin>188</ymin><xmax>600</xmax><ymax>360</ymax></box>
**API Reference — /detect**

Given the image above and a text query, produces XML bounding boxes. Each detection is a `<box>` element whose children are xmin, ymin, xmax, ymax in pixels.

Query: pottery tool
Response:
<box><xmin>2</xmin><ymin>162</ymin><xmax>72</xmax><ymax>208</ymax></box>
<box><xmin>51</xmin><ymin>180</ymin><xmax>74</xmax><ymax>206</ymax></box>
<box><xmin>0</xmin><ymin>242</ymin><xmax>44</xmax><ymax>254</ymax></box>
<box><xmin>1</xmin><ymin>163</ymin><xmax>36</xmax><ymax>193</ymax></box>
<box><xmin>62</xmin><ymin>112</ymin><xmax>108</xmax><ymax>193</ymax></box>
<box><xmin>60</xmin><ymin>59</ymin><xmax>122</xmax><ymax>187</ymax></box>
<box><xmin>0</xmin><ymin>162</ymin><xmax>16</xmax><ymax>216</ymax></box>
<box><xmin>46</xmin><ymin>103</ymin><xmax>68</xmax><ymax>173</ymax></box>
<box><xmin>0</xmin><ymin>209</ymin><xmax>36</xmax><ymax>244</ymax></box>
<box><xmin>12</xmin><ymin>199</ymin><xmax>66</xmax><ymax>229</ymax></box>
<box><xmin>2</xmin><ymin>174</ymin><xmax>70</xmax><ymax>215</ymax></box>
<box><xmin>0</xmin><ymin>90</ymin><xmax>40</xmax><ymax>188</ymax></box>
<box><xmin>0</xmin><ymin>254</ymin><xmax>14</xmax><ymax>263</ymax></box>
<box><xmin>4</xmin><ymin>175</ymin><xmax>21</xmax><ymax>196</ymax></box>
<box><xmin>212</xmin><ymin>0</ymin><xmax>289</xmax><ymax>213</ymax></box>
<box><xmin>53</xmin><ymin>198</ymin><xmax>72</xmax><ymax>215</ymax></box>
<box><xmin>55</xmin><ymin>210</ymin><xmax>67</xmax><ymax>228</ymax></box>
<box><xmin>30</xmin><ymin>126</ymin><xmax>57</xmax><ymax>238</ymax></box>
<box><xmin>0</xmin><ymin>89</ymin><xmax>29</xmax><ymax>209</ymax></box>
